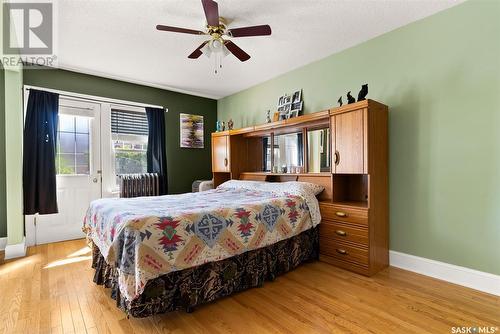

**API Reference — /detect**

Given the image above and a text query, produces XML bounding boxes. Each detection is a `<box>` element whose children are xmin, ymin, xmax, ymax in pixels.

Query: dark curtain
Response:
<box><xmin>23</xmin><ymin>89</ymin><xmax>59</xmax><ymax>215</ymax></box>
<box><xmin>146</xmin><ymin>107</ymin><xmax>168</xmax><ymax>195</ymax></box>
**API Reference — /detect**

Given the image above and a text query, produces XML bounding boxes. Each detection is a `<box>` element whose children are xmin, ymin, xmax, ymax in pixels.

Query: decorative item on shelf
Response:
<box><xmin>266</xmin><ymin>110</ymin><xmax>272</xmax><ymax>123</ymax></box>
<box><xmin>180</xmin><ymin>113</ymin><xmax>204</xmax><ymax>148</ymax></box>
<box><xmin>216</xmin><ymin>120</ymin><xmax>222</xmax><ymax>132</ymax></box>
<box><xmin>277</xmin><ymin>89</ymin><xmax>303</xmax><ymax>120</ymax></box>
<box><xmin>337</xmin><ymin>96</ymin><xmax>343</xmax><ymax>106</ymax></box>
<box><xmin>295</xmin><ymin>166</ymin><xmax>304</xmax><ymax>174</ymax></box>
<box><xmin>347</xmin><ymin>91</ymin><xmax>355</xmax><ymax>104</ymax></box>
<box><xmin>357</xmin><ymin>83</ymin><xmax>368</xmax><ymax>101</ymax></box>
<box><xmin>290</xmin><ymin>89</ymin><xmax>303</xmax><ymax>117</ymax></box>
<box><xmin>292</xmin><ymin>89</ymin><xmax>301</xmax><ymax>104</ymax></box>
<box><xmin>272</xmin><ymin>165</ymin><xmax>280</xmax><ymax>173</ymax></box>
<box><xmin>227</xmin><ymin>119</ymin><xmax>234</xmax><ymax>130</ymax></box>
<box><xmin>272</xmin><ymin>111</ymin><xmax>280</xmax><ymax>122</ymax></box>
<box><xmin>221</xmin><ymin>121</ymin><xmax>226</xmax><ymax>131</ymax></box>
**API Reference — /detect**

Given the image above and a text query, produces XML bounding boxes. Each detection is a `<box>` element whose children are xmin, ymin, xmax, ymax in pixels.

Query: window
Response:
<box><xmin>111</xmin><ymin>109</ymin><xmax>148</xmax><ymax>175</ymax></box>
<box><xmin>56</xmin><ymin>114</ymin><xmax>90</xmax><ymax>175</ymax></box>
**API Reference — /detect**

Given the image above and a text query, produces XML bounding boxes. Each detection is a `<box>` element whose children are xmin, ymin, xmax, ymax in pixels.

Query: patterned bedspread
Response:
<box><xmin>84</xmin><ymin>181</ymin><xmax>321</xmax><ymax>302</ymax></box>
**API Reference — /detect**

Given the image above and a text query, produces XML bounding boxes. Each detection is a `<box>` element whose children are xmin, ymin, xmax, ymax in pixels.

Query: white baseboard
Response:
<box><xmin>0</xmin><ymin>237</ymin><xmax>7</xmax><ymax>251</ymax></box>
<box><xmin>390</xmin><ymin>250</ymin><xmax>500</xmax><ymax>296</ymax></box>
<box><xmin>5</xmin><ymin>237</ymin><xmax>27</xmax><ymax>260</ymax></box>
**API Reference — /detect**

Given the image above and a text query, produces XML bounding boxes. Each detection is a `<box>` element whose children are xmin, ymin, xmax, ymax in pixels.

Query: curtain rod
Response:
<box><xmin>24</xmin><ymin>85</ymin><xmax>167</xmax><ymax>111</ymax></box>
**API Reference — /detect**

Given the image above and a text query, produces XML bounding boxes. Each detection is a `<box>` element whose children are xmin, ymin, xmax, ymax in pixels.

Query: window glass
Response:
<box><xmin>113</xmin><ymin>139</ymin><xmax>148</xmax><ymax>175</ymax></box>
<box><xmin>111</xmin><ymin>109</ymin><xmax>148</xmax><ymax>178</ymax></box>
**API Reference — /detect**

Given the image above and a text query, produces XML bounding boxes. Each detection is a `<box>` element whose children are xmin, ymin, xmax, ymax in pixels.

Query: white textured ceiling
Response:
<box><xmin>57</xmin><ymin>0</ymin><xmax>462</xmax><ymax>99</ymax></box>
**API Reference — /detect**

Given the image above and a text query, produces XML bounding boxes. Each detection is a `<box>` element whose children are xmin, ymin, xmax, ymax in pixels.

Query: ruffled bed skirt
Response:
<box><xmin>91</xmin><ymin>226</ymin><xmax>319</xmax><ymax>318</ymax></box>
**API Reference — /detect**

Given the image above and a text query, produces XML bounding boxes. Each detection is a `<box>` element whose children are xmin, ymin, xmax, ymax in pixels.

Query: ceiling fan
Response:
<box><xmin>156</xmin><ymin>0</ymin><xmax>272</xmax><ymax>70</ymax></box>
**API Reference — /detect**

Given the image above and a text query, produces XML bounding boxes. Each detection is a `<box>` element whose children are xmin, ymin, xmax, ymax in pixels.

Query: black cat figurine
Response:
<box><xmin>347</xmin><ymin>91</ymin><xmax>355</xmax><ymax>104</ymax></box>
<box><xmin>337</xmin><ymin>96</ymin><xmax>343</xmax><ymax>107</ymax></box>
<box><xmin>357</xmin><ymin>84</ymin><xmax>368</xmax><ymax>101</ymax></box>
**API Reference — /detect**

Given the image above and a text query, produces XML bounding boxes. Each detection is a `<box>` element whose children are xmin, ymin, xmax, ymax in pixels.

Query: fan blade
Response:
<box><xmin>224</xmin><ymin>40</ymin><xmax>250</xmax><ymax>62</ymax></box>
<box><xmin>201</xmin><ymin>0</ymin><xmax>219</xmax><ymax>26</ymax></box>
<box><xmin>228</xmin><ymin>25</ymin><xmax>272</xmax><ymax>38</ymax></box>
<box><xmin>188</xmin><ymin>41</ymin><xmax>209</xmax><ymax>59</ymax></box>
<box><xmin>156</xmin><ymin>25</ymin><xmax>205</xmax><ymax>35</ymax></box>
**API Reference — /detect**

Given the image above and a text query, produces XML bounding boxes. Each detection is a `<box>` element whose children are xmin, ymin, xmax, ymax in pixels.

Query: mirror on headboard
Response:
<box><xmin>273</xmin><ymin>132</ymin><xmax>304</xmax><ymax>173</ymax></box>
<box><xmin>307</xmin><ymin>128</ymin><xmax>330</xmax><ymax>173</ymax></box>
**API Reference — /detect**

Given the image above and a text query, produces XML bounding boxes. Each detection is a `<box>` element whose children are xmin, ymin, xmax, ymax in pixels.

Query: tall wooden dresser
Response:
<box><xmin>319</xmin><ymin>100</ymin><xmax>388</xmax><ymax>276</ymax></box>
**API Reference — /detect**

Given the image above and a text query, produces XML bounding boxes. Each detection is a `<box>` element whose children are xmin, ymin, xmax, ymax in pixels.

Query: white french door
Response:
<box><xmin>34</xmin><ymin>99</ymin><xmax>102</xmax><ymax>244</ymax></box>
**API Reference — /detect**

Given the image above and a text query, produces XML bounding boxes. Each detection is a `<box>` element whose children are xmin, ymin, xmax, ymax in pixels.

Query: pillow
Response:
<box><xmin>217</xmin><ymin>180</ymin><xmax>267</xmax><ymax>191</ymax></box>
<box><xmin>218</xmin><ymin>179</ymin><xmax>324</xmax><ymax>196</ymax></box>
<box><xmin>218</xmin><ymin>179</ymin><xmax>323</xmax><ymax>226</ymax></box>
<box><xmin>289</xmin><ymin>181</ymin><xmax>325</xmax><ymax>196</ymax></box>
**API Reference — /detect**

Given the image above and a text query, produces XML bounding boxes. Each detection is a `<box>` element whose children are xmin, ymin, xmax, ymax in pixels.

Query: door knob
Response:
<box><xmin>92</xmin><ymin>177</ymin><xmax>98</xmax><ymax>183</ymax></box>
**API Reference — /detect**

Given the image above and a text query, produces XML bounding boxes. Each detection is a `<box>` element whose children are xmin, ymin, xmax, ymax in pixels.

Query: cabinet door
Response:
<box><xmin>212</xmin><ymin>135</ymin><xmax>229</xmax><ymax>172</ymax></box>
<box><xmin>334</xmin><ymin>109</ymin><xmax>365</xmax><ymax>174</ymax></box>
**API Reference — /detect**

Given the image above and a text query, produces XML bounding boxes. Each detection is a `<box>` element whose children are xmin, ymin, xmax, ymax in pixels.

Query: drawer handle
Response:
<box><xmin>224</xmin><ymin>158</ymin><xmax>228</xmax><ymax>166</ymax></box>
<box><xmin>335</xmin><ymin>230</ymin><xmax>347</xmax><ymax>237</ymax></box>
<box><xmin>336</xmin><ymin>248</ymin><xmax>348</xmax><ymax>255</ymax></box>
<box><xmin>335</xmin><ymin>211</ymin><xmax>347</xmax><ymax>217</ymax></box>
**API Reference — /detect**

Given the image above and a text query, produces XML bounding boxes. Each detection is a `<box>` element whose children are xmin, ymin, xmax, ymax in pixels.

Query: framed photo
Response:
<box><xmin>291</xmin><ymin>101</ymin><xmax>303</xmax><ymax>112</ymax></box>
<box><xmin>284</xmin><ymin>103</ymin><xmax>291</xmax><ymax>112</ymax></box>
<box><xmin>279</xmin><ymin>110</ymin><xmax>289</xmax><ymax>120</ymax></box>
<box><xmin>277</xmin><ymin>96</ymin><xmax>284</xmax><ymax>107</ymax></box>
<box><xmin>289</xmin><ymin>110</ymin><xmax>299</xmax><ymax>118</ymax></box>
<box><xmin>180</xmin><ymin>113</ymin><xmax>204</xmax><ymax>148</ymax></box>
<box><xmin>283</xmin><ymin>95</ymin><xmax>292</xmax><ymax>104</ymax></box>
<box><xmin>292</xmin><ymin>89</ymin><xmax>302</xmax><ymax>103</ymax></box>
<box><xmin>272</xmin><ymin>111</ymin><xmax>280</xmax><ymax>122</ymax></box>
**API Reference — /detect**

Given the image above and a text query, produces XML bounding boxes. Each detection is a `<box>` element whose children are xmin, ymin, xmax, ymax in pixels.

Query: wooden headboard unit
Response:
<box><xmin>213</xmin><ymin>99</ymin><xmax>389</xmax><ymax>277</ymax></box>
<box><xmin>239</xmin><ymin>172</ymin><xmax>333</xmax><ymax>202</ymax></box>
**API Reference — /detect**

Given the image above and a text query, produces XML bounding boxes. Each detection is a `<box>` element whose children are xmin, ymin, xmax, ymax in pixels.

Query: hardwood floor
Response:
<box><xmin>0</xmin><ymin>239</ymin><xmax>498</xmax><ymax>334</ymax></box>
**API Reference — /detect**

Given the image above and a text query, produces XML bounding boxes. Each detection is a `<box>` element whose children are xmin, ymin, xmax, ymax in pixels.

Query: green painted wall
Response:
<box><xmin>4</xmin><ymin>67</ymin><xmax>24</xmax><ymax>245</ymax></box>
<box><xmin>24</xmin><ymin>68</ymin><xmax>217</xmax><ymax>195</ymax></box>
<box><xmin>0</xmin><ymin>67</ymin><xmax>6</xmax><ymax>238</ymax></box>
<box><xmin>218</xmin><ymin>0</ymin><xmax>500</xmax><ymax>275</ymax></box>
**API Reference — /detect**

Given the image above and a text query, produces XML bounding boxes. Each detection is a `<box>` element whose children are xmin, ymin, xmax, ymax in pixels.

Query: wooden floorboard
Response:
<box><xmin>0</xmin><ymin>239</ymin><xmax>498</xmax><ymax>334</ymax></box>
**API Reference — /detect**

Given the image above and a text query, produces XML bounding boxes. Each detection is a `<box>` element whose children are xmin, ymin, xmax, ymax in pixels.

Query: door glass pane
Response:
<box><xmin>59</xmin><ymin>115</ymin><xmax>74</xmax><ymax>132</ymax></box>
<box><xmin>75</xmin><ymin>133</ymin><xmax>89</xmax><ymax>153</ymax></box>
<box><xmin>75</xmin><ymin>165</ymin><xmax>90</xmax><ymax>175</ymax></box>
<box><xmin>59</xmin><ymin>132</ymin><xmax>75</xmax><ymax>153</ymax></box>
<box><xmin>57</xmin><ymin>154</ymin><xmax>76</xmax><ymax>174</ymax></box>
<box><xmin>75</xmin><ymin>117</ymin><xmax>89</xmax><ymax>133</ymax></box>
<box><xmin>56</xmin><ymin>115</ymin><xmax>90</xmax><ymax>175</ymax></box>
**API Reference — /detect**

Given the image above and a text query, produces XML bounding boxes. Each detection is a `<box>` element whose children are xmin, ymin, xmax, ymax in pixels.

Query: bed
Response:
<box><xmin>84</xmin><ymin>180</ymin><xmax>323</xmax><ymax>317</ymax></box>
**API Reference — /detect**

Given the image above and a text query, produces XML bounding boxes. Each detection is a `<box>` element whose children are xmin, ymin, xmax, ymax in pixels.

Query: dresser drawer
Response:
<box><xmin>320</xmin><ymin>238</ymin><xmax>369</xmax><ymax>266</ymax></box>
<box><xmin>320</xmin><ymin>220</ymin><xmax>368</xmax><ymax>246</ymax></box>
<box><xmin>319</xmin><ymin>203</ymin><xmax>368</xmax><ymax>226</ymax></box>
